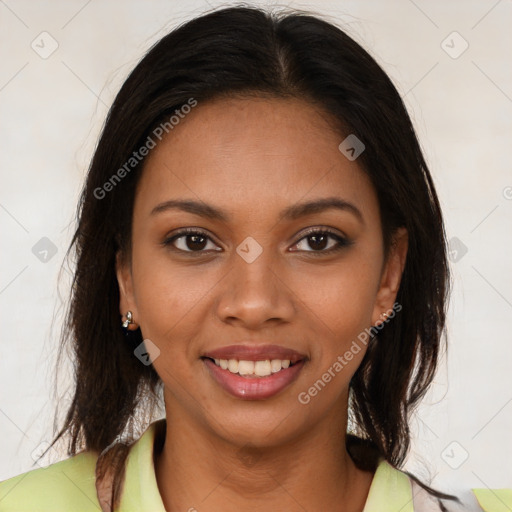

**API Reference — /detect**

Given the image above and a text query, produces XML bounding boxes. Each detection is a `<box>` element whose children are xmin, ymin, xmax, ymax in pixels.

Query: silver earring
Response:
<box><xmin>122</xmin><ymin>311</ymin><xmax>133</xmax><ymax>329</ymax></box>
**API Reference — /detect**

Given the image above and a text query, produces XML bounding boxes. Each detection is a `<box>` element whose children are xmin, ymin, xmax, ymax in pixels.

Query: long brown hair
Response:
<box><xmin>43</xmin><ymin>5</ymin><xmax>455</xmax><ymax>509</ymax></box>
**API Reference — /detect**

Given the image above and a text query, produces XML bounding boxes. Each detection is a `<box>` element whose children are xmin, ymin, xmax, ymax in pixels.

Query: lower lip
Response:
<box><xmin>202</xmin><ymin>358</ymin><xmax>305</xmax><ymax>400</ymax></box>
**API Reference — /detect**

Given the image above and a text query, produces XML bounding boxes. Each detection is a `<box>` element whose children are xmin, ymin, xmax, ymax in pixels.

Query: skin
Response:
<box><xmin>116</xmin><ymin>96</ymin><xmax>408</xmax><ymax>512</ymax></box>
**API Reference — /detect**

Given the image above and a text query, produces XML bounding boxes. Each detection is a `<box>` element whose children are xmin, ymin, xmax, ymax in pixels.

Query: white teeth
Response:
<box><xmin>270</xmin><ymin>359</ymin><xmax>282</xmax><ymax>373</ymax></box>
<box><xmin>238</xmin><ymin>360</ymin><xmax>254</xmax><ymax>375</ymax></box>
<box><xmin>254</xmin><ymin>360</ymin><xmax>271</xmax><ymax>377</ymax></box>
<box><xmin>212</xmin><ymin>358</ymin><xmax>293</xmax><ymax>376</ymax></box>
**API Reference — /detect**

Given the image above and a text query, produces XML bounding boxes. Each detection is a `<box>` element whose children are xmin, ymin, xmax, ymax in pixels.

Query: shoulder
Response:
<box><xmin>0</xmin><ymin>419</ymin><xmax>166</xmax><ymax>512</ymax></box>
<box><xmin>367</xmin><ymin>459</ymin><xmax>511</xmax><ymax>512</ymax></box>
<box><xmin>468</xmin><ymin>488</ymin><xmax>512</xmax><ymax>512</ymax></box>
<box><xmin>0</xmin><ymin>450</ymin><xmax>100</xmax><ymax>512</ymax></box>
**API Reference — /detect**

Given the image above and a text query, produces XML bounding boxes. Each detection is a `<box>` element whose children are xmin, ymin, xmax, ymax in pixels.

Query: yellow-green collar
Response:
<box><xmin>0</xmin><ymin>418</ymin><xmax>507</xmax><ymax>511</ymax></box>
<box><xmin>120</xmin><ymin>419</ymin><xmax>414</xmax><ymax>512</ymax></box>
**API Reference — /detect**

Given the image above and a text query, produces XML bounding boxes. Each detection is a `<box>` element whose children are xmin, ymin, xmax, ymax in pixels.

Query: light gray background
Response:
<box><xmin>1</xmin><ymin>0</ymin><xmax>511</xmax><ymax>497</ymax></box>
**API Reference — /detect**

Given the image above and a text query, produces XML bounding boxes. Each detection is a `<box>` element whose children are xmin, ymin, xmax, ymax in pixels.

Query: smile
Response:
<box><xmin>201</xmin><ymin>357</ymin><xmax>306</xmax><ymax>400</ymax></box>
<box><xmin>208</xmin><ymin>358</ymin><xmax>294</xmax><ymax>377</ymax></box>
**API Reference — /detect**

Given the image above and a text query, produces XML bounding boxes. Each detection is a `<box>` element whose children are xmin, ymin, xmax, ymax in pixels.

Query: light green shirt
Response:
<box><xmin>0</xmin><ymin>419</ymin><xmax>508</xmax><ymax>511</ymax></box>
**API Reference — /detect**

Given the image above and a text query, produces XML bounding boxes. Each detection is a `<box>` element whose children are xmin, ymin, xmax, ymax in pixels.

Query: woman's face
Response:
<box><xmin>117</xmin><ymin>96</ymin><xmax>407</xmax><ymax>447</ymax></box>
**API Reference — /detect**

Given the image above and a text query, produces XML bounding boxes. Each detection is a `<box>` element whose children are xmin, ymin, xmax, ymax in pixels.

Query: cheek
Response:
<box><xmin>295</xmin><ymin>257</ymin><xmax>381</xmax><ymax>351</ymax></box>
<box><xmin>291</xmin><ymin>262</ymin><xmax>380</xmax><ymax>408</ymax></box>
<box><xmin>130</xmin><ymin>246</ymin><xmax>214</xmax><ymax>344</ymax></box>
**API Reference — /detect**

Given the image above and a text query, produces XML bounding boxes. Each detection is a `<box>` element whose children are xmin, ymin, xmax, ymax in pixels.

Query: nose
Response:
<box><xmin>214</xmin><ymin>244</ymin><xmax>296</xmax><ymax>329</ymax></box>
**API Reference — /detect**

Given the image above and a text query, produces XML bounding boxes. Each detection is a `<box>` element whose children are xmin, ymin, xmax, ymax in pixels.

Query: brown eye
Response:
<box><xmin>181</xmin><ymin>233</ymin><xmax>208</xmax><ymax>251</ymax></box>
<box><xmin>163</xmin><ymin>229</ymin><xmax>221</xmax><ymax>253</ymax></box>
<box><xmin>305</xmin><ymin>233</ymin><xmax>330</xmax><ymax>251</ymax></box>
<box><xmin>291</xmin><ymin>229</ymin><xmax>351</xmax><ymax>254</ymax></box>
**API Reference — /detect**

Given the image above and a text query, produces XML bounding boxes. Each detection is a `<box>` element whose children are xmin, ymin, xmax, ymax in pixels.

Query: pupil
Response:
<box><xmin>309</xmin><ymin>234</ymin><xmax>327</xmax><ymax>250</ymax></box>
<box><xmin>187</xmin><ymin>234</ymin><xmax>207</xmax><ymax>251</ymax></box>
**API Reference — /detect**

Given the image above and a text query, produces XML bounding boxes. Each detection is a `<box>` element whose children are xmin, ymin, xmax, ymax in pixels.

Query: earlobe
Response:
<box><xmin>371</xmin><ymin>227</ymin><xmax>408</xmax><ymax>326</ymax></box>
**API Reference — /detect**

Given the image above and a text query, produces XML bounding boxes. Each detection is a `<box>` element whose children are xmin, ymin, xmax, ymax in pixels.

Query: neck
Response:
<box><xmin>154</xmin><ymin>399</ymin><xmax>375</xmax><ymax>512</ymax></box>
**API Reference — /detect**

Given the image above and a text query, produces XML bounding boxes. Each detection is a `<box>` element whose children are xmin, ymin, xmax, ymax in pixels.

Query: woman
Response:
<box><xmin>0</xmin><ymin>6</ymin><xmax>504</xmax><ymax>512</ymax></box>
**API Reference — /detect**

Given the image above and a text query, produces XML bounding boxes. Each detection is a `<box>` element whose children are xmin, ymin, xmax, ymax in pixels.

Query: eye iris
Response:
<box><xmin>177</xmin><ymin>232</ymin><xmax>337</xmax><ymax>252</ymax></box>
<box><xmin>308</xmin><ymin>234</ymin><xmax>328</xmax><ymax>251</ymax></box>
<box><xmin>187</xmin><ymin>234</ymin><xmax>207</xmax><ymax>251</ymax></box>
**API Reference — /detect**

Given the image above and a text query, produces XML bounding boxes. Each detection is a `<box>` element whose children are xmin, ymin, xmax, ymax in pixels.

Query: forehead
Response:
<box><xmin>135</xmin><ymin>96</ymin><xmax>378</xmax><ymax>220</ymax></box>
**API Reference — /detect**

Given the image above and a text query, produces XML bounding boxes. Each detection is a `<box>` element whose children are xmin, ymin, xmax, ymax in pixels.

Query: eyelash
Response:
<box><xmin>161</xmin><ymin>227</ymin><xmax>352</xmax><ymax>256</ymax></box>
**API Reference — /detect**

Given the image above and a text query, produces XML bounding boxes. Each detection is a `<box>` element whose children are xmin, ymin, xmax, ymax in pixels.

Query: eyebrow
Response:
<box><xmin>150</xmin><ymin>197</ymin><xmax>363</xmax><ymax>224</ymax></box>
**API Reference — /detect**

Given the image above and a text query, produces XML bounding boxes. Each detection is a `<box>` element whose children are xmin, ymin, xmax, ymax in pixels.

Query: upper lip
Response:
<box><xmin>202</xmin><ymin>344</ymin><xmax>306</xmax><ymax>363</ymax></box>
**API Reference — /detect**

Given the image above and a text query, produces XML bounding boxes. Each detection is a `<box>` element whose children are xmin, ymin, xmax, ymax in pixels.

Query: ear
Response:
<box><xmin>115</xmin><ymin>251</ymin><xmax>139</xmax><ymax>330</ymax></box>
<box><xmin>371</xmin><ymin>227</ymin><xmax>408</xmax><ymax>326</ymax></box>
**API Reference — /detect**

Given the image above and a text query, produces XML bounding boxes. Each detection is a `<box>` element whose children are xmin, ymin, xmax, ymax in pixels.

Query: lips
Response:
<box><xmin>201</xmin><ymin>344</ymin><xmax>307</xmax><ymax>400</ymax></box>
